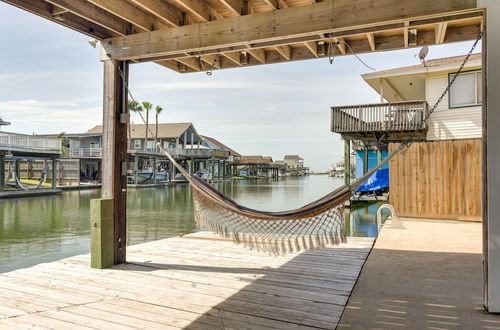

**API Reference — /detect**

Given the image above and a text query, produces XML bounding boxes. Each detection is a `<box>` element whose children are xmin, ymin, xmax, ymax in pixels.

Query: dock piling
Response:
<box><xmin>90</xmin><ymin>198</ymin><xmax>115</xmax><ymax>269</ymax></box>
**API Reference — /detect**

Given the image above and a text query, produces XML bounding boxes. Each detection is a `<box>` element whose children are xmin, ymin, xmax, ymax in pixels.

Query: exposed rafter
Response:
<box><xmin>366</xmin><ymin>33</ymin><xmax>376</xmax><ymax>52</ymax></box>
<box><xmin>221</xmin><ymin>51</ymin><xmax>242</xmax><ymax>65</ymax></box>
<box><xmin>274</xmin><ymin>45</ymin><xmax>291</xmax><ymax>60</ymax></box>
<box><xmin>44</xmin><ymin>0</ymin><xmax>132</xmax><ymax>35</ymax></box>
<box><xmin>333</xmin><ymin>37</ymin><xmax>346</xmax><ymax>55</ymax></box>
<box><xmin>129</xmin><ymin>0</ymin><xmax>183</xmax><ymax>27</ymax></box>
<box><xmin>247</xmin><ymin>48</ymin><xmax>266</xmax><ymax>63</ymax></box>
<box><xmin>86</xmin><ymin>0</ymin><xmax>170</xmax><ymax>31</ymax></box>
<box><xmin>304</xmin><ymin>41</ymin><xmax>319</xmax><ymax>57</ymax></box>
<box><xmin>435</xmin><ymin>22</ymin><xmax>448</xmax><ymax>44</ymax></box>
<box><xmin>2</xmin><ymin>0</ymin><xmax>483</xmax><ymax>73</ymax></box>
<box><xmin>177</xmin><ymin>57</ymin><xmax>202</xmax><ymax>71</ymax></box>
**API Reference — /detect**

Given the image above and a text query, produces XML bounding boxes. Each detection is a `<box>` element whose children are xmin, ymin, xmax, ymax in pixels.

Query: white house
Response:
<box><xmin>331</xmin><ymin>54</ymin><xmax>482</xmax><ymax>221</ymax></box>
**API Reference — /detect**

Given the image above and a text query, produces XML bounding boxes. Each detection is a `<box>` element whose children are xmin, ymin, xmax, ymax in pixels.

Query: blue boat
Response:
<box><xmin>355</xmin><ymin>168</ymin><xmax>389</xmax><ymax>193</ymax></box>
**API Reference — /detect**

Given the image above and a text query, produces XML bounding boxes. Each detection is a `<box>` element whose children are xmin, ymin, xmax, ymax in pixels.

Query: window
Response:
<box><xmin>133</xmin><ymin>140</ymin><xmax>141</xmax><ymax>149</ymax></box>
<box><xmin>449</xmin><ymin>70</ymin><xmax>482</xmax><ymax>108</ymax></box>
<box><xmin>146</xmin><ymin>140</ymin><xmax>155</xmax><ymax>151</ymax></box>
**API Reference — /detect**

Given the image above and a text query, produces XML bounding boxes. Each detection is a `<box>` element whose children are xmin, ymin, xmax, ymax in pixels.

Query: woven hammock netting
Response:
<box><xmin>160</xmin><ymin>143</ymin><xmax>406</xmax><ymax>255</ymax></box>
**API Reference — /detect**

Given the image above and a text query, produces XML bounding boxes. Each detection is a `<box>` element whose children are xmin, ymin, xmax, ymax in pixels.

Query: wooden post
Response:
<box><xmin>14</xmin><ymin>159</ymin><xmax>20</xmax><ymax>181</ymax></box>
<box><xmin>377</xmin><ymin>148</ymin><xmax>382</xmax><ymax>164</ymax></box>
<box><xmin>153</xmin><ymin>157</ymin><xmax>157</xmax><ymax>185</ymax></box>
<box><xmin>99</xmin><ymin>58</ymin><xmax>129</xmax><ymax>265</ymax></box>
<box><xmin>211</xmin><ymin>159</ymin><xmax>215</xmax><ymax>180</ymax></box>
<box><xmin>51</xmin><ymin>158</ymin><xmax>57</xmax><ymax>189</ymax></box>
<box><xmin>91</xmin><ymin>199</ymin><xmax>114</xmax><ymax>269</ymax></box>
<box><xmin>344</xmin><ymin>140</ymin><xmax>351</xmax><ymax>185</ymax></box>
<box><xmin>363</xmin><ymin>145</ymin><xmax>369</xmax><ymax>175</ymax></box>
<box><xmin>481</xmin><ymin>0</ymin><xmax>500</xmax><ymax>312</ymax></box>
<box><xmin>0</xmin><ymin>154</ymin><xmax>4</xmax><ymax>192</ymax></box>
<box><xmin>134</xmin><ymin>155</ymin><xmax>139</xmax><ymax>184</ymax></box>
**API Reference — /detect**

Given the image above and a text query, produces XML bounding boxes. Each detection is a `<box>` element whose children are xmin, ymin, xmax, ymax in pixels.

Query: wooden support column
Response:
<box><xmin>0</xmin><ymin>154</ymin><xmax>4</xmax><ymax>192</ymax></box>
<box><xmin>344</xmin><ymin>140</ymin><xmax>351</xmax><ymax>185</ymax></box>
<box><xmin>363</xmin><ymin>145</ymin><xmax>369</xmax><ymax>175</ymax></box>
<box><xmin>153</xmin><ymin>157</ymin><xmax>157</xmax><ymax>185</ymax></box>
<box><xmin>134</xmin><ymin>155</ymin><xmax>139</xmax><ymax>184</ymax></box>
<box><xmin>14</xmin><ymin>159</ymin><xmax>20</xmax><ymax>181</ymax></box>
<box><xmin>51</xmin><ymin>158</ymin><xmax>57</xmax><ymax>189</ymax></box>
<box><xmin>99</xmin><ymin>58</ymin><xmax>129</xmax><ymax>266</ymax></box>
<box><xmin>481</xmin><ymin>0</ymin><xmax>500</xmax><ymax>313</ymax></box>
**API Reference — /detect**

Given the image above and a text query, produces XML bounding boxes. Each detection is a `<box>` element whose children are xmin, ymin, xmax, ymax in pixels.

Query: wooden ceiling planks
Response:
<box><xmin>1</xmin><ymin>0</ymin><xmax>483</xmax><ymax>73</ymax></box>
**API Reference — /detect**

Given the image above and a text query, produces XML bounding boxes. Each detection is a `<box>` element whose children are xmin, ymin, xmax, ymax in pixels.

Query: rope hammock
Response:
<box><xmin>124</xmin><ymin>32</ymin><xmax>482</xmax><ymax>254</ymax></box>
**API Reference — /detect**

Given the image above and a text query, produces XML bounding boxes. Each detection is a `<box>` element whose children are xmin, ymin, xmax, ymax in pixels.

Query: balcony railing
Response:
<box><xmin>68</xmin><ymin>147</ymin><xmax>230</xmax><ymax>159</ymax></box>
<box><xmin>0</xmin><ymin>131</ymin><xmax>61</xmax><ymax>152</ymax></box>
<box><xmin>68</xmin><ymin>148</ymin><xmax>102</xmax><ymax>158</ymax></box>
<box><xmin>331</xmin><ymin>101</ymin><xmax>429</xmax><ymax>134</ymax></box>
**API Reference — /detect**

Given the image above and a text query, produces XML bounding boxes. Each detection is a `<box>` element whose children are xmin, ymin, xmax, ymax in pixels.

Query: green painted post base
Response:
<box><xmin>91</xmin><ymin>199</ymin><xmax>114</xmax><ymax>269</ymax></box>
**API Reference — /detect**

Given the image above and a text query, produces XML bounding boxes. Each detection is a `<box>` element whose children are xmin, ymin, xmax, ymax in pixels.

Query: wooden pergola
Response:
<box><xmin>3</xmin><ymin>0</ymin><xmax>500</xmax><ymax>312</ymax></box>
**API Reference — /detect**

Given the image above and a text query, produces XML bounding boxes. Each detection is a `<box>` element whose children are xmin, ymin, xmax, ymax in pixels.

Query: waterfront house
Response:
<box><xmin>331</xmin><ymin>54</ymin><xmax>482</xmax><ymax>221</ymax></box>
<box><xmin>284</xmin><ymin>155</ymin><xmax>308</xmax><ymax>176</ymax></box>
<box><xmin>40</xmin><ymin>123</ymin><xmax>233</xmax><ymax>184</ymax></box>
<box><xmin>0</xmin><ymin>129</ymin><xmax>62</xmax><ymax>193</ymax></box>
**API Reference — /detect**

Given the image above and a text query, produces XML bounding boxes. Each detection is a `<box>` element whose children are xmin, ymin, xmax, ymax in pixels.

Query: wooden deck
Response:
<box><xmin>0</xmin><ymin>232</ymin><xmax>374</xmax><ymax>329</ymax></box>
<box><xmin>0</xmin><ymin>189</ymin><xmax>62</xmax><ymax>199</ymax></box>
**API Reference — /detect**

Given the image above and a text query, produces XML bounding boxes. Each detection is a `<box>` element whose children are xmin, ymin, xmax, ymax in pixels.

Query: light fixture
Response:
<box><xmin>88</xmin><ymin>39</ymin><xmax>99</xmax><ymax>48</ymax></box>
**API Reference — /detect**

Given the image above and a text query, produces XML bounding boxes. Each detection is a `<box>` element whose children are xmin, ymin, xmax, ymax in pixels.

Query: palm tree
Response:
<box><xmin>141</xmin><ymin>101</ymin><xmax>153</xmax><ymax>151</ymax></box>
<box><xmin>154</xmin><ymin>105</ymin><xmax>164</xmax><ymax>152</ymax></box>
<box><xmin>127</xmin><ymin>100</ymin><xmax>142</xmax><ymax>149</ymax></box>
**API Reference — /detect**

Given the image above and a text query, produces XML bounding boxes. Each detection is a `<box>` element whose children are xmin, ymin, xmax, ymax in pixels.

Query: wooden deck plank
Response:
<box><xmin>0</xmin><ymin>232</ymin><xmax>374</xmax><ymax>329</ymax></box>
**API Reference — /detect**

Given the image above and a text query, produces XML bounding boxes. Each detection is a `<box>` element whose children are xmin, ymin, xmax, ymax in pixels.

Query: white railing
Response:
<box><xmin>331</xmin><ymin>101</ymin><xmax>429</xmax><ymax>133</ymax></box>
<box><xmin>0</xmin><ymin>131</ymin><xmax>61</xmax><ymax>151</ymax></box>
<box><xmin>68</xmin><ymin>148</ymin><xmax>103</xmax><ymax>158</ymax></box>
<box><xmin>68</xmin><ymin>147</ymin><xmax>230</xmax><ymax>159</ymax></box>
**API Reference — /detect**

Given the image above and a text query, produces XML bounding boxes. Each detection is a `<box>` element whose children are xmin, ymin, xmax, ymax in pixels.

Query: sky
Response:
<box><xmin>0</xmin><ymin>3</ymin><xmax>480</xmax><ymax>172</ymax></box>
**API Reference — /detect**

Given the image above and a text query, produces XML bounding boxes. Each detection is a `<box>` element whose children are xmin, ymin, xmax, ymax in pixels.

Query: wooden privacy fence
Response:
<box><xmin>389</xmin><ymin>139</ymin><xmax>482</xmax><ymax>221</ymax></box>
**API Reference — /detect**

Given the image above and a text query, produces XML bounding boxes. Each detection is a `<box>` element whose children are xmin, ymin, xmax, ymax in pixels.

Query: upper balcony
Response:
<box><xmin>331</xmin><ymin>100</ymin><xmax>429</xmax><ymax>141</ymax></box>
<box><xmin>0</xmin><ymin>131</ymin><xmax>61</xmax><ymax>157</ymax></box>
<box><xmin>68</xmin><ymin>146</ymin><xmax>230</xmax><ymax>159</ymax></box>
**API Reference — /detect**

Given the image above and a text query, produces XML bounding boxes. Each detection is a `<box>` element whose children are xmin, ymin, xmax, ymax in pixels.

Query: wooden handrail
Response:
<box><xmin>331</xmin><ymin>100</ymin><xmax>429</xmax><ymax>134</ymax></box>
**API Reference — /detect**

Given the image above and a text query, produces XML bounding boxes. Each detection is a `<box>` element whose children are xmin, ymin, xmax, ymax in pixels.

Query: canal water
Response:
<box><xmin>0</xmin><ymin>175</ymin><xmax>386</xmax><ymax>273</ymax></box>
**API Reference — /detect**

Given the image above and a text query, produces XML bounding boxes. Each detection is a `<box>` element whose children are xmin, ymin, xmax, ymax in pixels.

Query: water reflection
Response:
<box><xmin>0</xmin><ymin>175</ymin><xmax>384</xmax><ymax>273</ymax></box>
<box><xmin>345</xmin><ymin>202</ymin><xmax>391</xmax><ymax>237</ymax></box>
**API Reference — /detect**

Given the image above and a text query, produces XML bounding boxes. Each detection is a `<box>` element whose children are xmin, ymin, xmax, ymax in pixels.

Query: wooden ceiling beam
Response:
<box><xmin>86</xmin><ymin>0</ymin><xmax>170</xmax><ymax>31</ymax></box>
<box><xmin>263</xmin><ymin>0</ymin><xmax>278</xmax><ymax>10</ymax></box>
<box><xmin>219</xmin><ymin>0</ymin><xmax>243</xmax><ymax>15</ymax></box>
<box><xmin>221</xmin><ymin>52</ymin><xmax>242</xmax><ymax>65</ymax></box>
<box><xmin>3</xmin><ymin>0</ymin><xmax>115</xmax><ymax>39</ymax></box>
<box><xmin>102</xmin><ymin>0</ymin><xmax>480</xmax><ymax>61</ymax></box>
<box><xmin>129</xmin><ymin>0</ymin><xmax>183</xmax><ymax>27</ymax></box>
<box><xmin>50</xmin><ymin>4</ymin><xmax>67</xmax><ymax>15</ymax></box>
<box><xmin>175</xmin><ymin>24</ymin><xmax>480</xmax><ymax>71</ymax></box>
<box><xmin>366</xmin><ymin>33</ymin><xmax>376</xmax><ymax>51</ymax></box>
<box><xmin>247</xmin><ymin>48</ymin><xmax>266</xmax><ymax>63</ymax></box>
<box><xmin>333</xmin><ymin>37</ymin><xmax>346</xmax><ymax>55</ymax></box>
<box><xmin>44</xmin><ymin>0</ymin><xmax>132</xmax><ymax>35</ymax></box>
<box><xmin>435</xmin><ymin>22</ymin><xmax>448</xmax><ymax>44</ymax></box>
<box><xmin>304</xmin><ymin>41</ymin><xmax>319</xmax><ymax>57</ymax></box>
<box><xmin>200</xmin><ymin>55</ymin><xmax>221</xmax><ymax>69</ymax></box>
<box><xmin>274</xmin><ymin>45</ymin><xmax>291</xmax><ymax>60</ymax></box>
<box><xmin>172</xmin><ymin>0</ymin><xmax>210</xmax><ymax>21</ymax></box>
<box><xmin>177</xmin><ymin>57</ymin><xmax>202</xmax><ymax>71</ymax></box>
